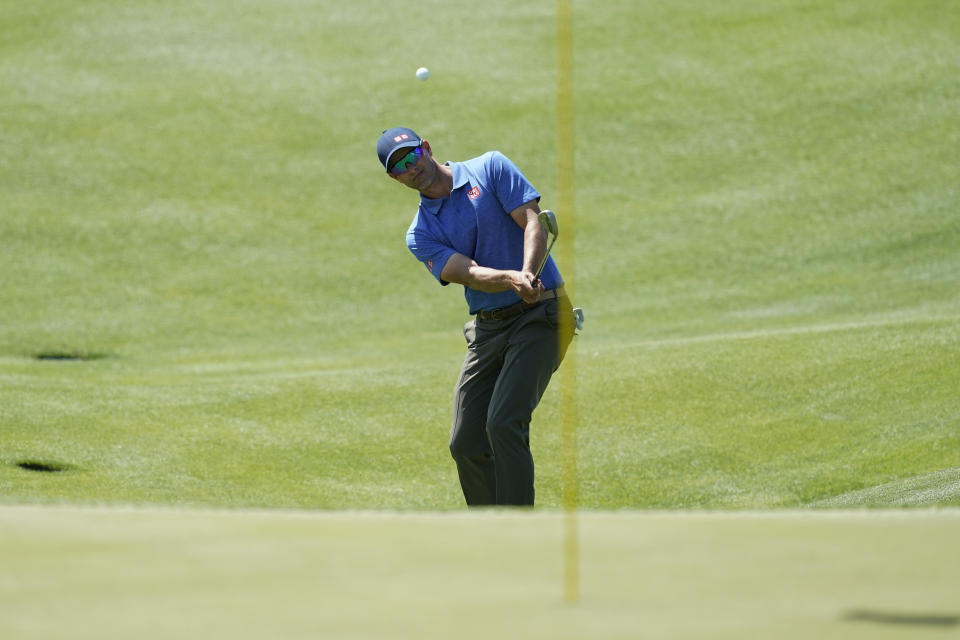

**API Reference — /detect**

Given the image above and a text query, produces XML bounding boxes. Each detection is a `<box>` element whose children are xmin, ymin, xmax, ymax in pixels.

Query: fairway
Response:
<box><xmin>2</xmin><ymin>0</ymin><xmax>960</xmax><ymax>636</ymax></box>
<box><xmin>2</xmin><ymin>504</ymin><xmax>959</xmax><ymax>639</ymax></box>
<box><xmin>3</xmin><ymin>0</ymin><xmax>959</xmax><ymax>510</ymax></box>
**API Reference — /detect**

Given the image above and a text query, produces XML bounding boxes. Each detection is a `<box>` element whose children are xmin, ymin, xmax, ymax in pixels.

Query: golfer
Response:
<box><xmin>377</xmin><ymin>127</ymin><xmax>575</xmax><ymax>506</ymax></box>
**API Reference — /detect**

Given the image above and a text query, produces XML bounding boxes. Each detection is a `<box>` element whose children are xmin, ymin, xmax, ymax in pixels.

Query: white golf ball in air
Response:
<box><xmin>416</xmin><ymin>67</ymin><xmax>430</xmax><ymax>81</ymax></box>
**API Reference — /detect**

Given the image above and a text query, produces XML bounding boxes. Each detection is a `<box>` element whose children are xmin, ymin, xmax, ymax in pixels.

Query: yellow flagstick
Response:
<box><xmin>556</xmin><ymin>0</ymin><xmax>578</xmax><ymax>606</ymax></box>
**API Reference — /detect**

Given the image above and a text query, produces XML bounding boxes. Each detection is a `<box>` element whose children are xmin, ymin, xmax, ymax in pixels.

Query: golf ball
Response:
<box><xmin>416</xmin><ymin>67</ymin><xmax>430</xmax><ymax>81</ymax></box>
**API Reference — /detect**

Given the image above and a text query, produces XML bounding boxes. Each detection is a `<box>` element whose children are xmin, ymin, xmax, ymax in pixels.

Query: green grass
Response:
<box><xmin>3</xmin><ymin>2</ymin><xmax>959</xmax><ymax>637</ymax></box>
<box><xmin>2</xmin><ymin>0</ymin><xmax>959</xmax><ymax>512</ymax></box>
<box><xmin>2</xmin><ymin>505</ymin><xmax>958</xmax><ymax>639</ymax></box>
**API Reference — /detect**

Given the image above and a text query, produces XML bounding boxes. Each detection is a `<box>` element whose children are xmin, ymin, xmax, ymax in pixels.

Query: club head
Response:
<box><xmin>573</xmin><ymin>307</ymin><xmax>584</xmax><ymax>332</ymax></box>
<box><xmin>538</xmin><ymin>209</ymin><xmax>559</xmax><ymax>238</ymax></box>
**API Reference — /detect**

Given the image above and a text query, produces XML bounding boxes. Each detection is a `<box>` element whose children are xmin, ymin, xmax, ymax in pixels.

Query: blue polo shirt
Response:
<box><xmin>406</xmin><ymin>151</ymin><xmax>563</xmax><ymax>314</ymax></box>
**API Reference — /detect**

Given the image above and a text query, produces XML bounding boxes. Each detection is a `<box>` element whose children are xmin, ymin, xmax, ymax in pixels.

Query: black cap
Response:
<box><xmin>377</xmin><ymin>127</ymin><xmax>422</xmax><ymax>171</ymax></box>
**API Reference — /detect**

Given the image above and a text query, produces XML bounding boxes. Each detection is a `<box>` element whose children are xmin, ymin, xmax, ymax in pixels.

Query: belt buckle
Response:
<box><xmin>481</xmin><ymin>302</ymin><xmax>518</xmax><ymax>321</ymax></box>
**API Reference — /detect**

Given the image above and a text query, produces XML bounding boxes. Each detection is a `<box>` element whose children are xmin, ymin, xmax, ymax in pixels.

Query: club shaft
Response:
<box><xmin>534</xmin><ymin>235</ymin><xmax>557</xmax><ymax>281</ymax></box>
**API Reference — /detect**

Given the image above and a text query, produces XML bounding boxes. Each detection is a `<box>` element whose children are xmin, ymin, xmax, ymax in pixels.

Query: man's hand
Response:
<box><xmin>512</xmin><ymin>270</ymin><xmax>543</xmax><ymax>304</ymax></box>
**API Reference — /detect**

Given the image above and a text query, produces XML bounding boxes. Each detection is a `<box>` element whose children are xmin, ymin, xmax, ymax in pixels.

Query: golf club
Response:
<box><xmin>532</xmin><ymin>209</ymin><xmax>558</xmax><ymax>286</ymax></box>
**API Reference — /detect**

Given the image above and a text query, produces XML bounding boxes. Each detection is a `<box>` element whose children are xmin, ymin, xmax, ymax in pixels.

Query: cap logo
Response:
<box><xmin>393</xmin><ymin>134</ymin><xmax>410</xmax><ymax>142</ymax></box>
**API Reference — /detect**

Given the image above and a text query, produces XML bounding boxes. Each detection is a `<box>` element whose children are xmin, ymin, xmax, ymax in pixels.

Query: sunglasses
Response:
<box><xmin>388</xmin><ymin>145</ymin><xmax>423</xmax><ymax>175</ymax></box>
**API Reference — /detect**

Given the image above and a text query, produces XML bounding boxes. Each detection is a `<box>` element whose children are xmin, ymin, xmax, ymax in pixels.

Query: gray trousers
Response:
<box><xmin>449</xmin><ymin>296</ymin><xmax>575</xmax><ymax>506</ymax></box>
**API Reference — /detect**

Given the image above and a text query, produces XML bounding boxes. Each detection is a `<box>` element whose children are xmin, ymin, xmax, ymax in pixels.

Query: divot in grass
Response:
<box><xmin>34</xmin><ymin>351</ymin><xmax>109</xmax><ymax>362</ymax></box>
<box><xmin>14</xmin><ymin>460</ymin><xmax>73</xmax><ymax>473</ymax></box>
<box><xmin>842</xmin><ymin>609</ymin><xmax>960</xmax><ymax>628</ymax></box>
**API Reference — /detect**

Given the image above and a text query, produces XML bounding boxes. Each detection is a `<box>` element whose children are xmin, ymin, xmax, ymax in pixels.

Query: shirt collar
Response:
<box><xmin>420</xmin><ymin>162</ymin><xmax>470</xmax><ymax>215</ymax></box>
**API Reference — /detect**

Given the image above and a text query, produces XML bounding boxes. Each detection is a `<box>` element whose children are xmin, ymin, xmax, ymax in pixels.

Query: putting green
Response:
<box><xmin>2</xmin><ymin>505</ymin><xmax>957</xmax><ymax>639</ymax></box>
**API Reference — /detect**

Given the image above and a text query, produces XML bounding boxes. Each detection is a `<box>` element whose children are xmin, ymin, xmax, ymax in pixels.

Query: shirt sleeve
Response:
<box><xmin>487</xmin><ymin>151</ymin><xmax>541</xmax><ymax>213</ymax></box>
<box><xmin>406</xmin><ymin>214</ymin><xmax>456</xmax><ymax>286</ymax></box>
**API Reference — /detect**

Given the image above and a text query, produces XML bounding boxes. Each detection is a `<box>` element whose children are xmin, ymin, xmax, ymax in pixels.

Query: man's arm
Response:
<box><xmin>439</xmin><ymin>199</ymin><xmax>545</xmax><ymax>303</ymax></box>
<box><xmin>439</xmin><ymin>254</ymin><xmax>540</xmax><ymax>301</ymax></box>
<box><xmin>509</xmin><ymin>200</ymin><xmax>547</xmax><ymax>279</ymax></box>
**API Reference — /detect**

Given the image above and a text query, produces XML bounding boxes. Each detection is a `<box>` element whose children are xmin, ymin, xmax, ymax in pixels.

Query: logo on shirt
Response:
<box><xmin>427</xmin><ymin>260</ymin><xmax>434</xmax><ymax>273</ymax></box>
<box><xmin>467</xmin><ymin>186</ymin><xmax>481</xmax><ymax>200</ymax></box>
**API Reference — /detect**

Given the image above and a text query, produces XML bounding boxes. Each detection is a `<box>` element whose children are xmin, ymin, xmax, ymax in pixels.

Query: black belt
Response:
<box><xmin>476</xmin><ymin>287</ymin><xmax>566</xmax><ymax>321</ymax></box>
